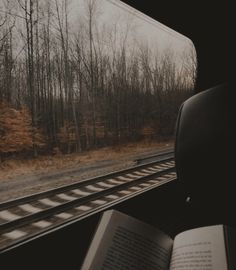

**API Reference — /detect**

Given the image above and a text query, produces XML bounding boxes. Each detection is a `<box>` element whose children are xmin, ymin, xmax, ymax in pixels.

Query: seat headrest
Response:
<box><xmin>175</xmin><ymin>83</ymin><xmax>235</xmax><ymax>204</ymax></box>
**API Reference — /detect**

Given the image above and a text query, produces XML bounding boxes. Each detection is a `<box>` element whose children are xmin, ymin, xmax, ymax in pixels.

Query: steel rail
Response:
<box><xmin>0</xmin><ymin>166</ymin><xmax>175</xmax><ymax>234</ymax></box>
<box><xmin>0</xmin><ymin>174</ymin><xmax>177</xmax><ymax>253</ymax></box>
<box><xmin>135</xmin><ymin>149</ymin><xmax>174</xmax><ymax>164</ymax></box>
<box><xmin>0</xmin><ymin>154</ymin><xmax>174</xmax><ymax>211</ymax></box>
<box><xmin>0</xmin><ymin>152</ymin><xmax>176</xmax><ymax>252</ymax></box>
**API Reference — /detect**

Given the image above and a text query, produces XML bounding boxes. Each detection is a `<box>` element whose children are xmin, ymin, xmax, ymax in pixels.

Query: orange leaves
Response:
<box><xmin>0</xmin><ymin>102</ymin><xmax>45</xmax><ymax>154</ymax></box>
<box><xmin>0</xmin><ymin>102</ymin><xmax>32</xmax><ymax>153</ymax></box>
<box><xmin>141</xmin><ymin>126</ymin><xmax>155</xmax><ymax>137</ymax></box>
<box><xmin>58</xmin><ymin>121</ymin><xmax>77</xmax><ymax>145</ymax></box>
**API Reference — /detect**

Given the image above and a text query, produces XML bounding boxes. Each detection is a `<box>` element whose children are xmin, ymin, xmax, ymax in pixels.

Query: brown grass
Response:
<box><xmin>0</xmin><ymin>140</ymin><xmax>173</xmax><ymax>181</ymax></box>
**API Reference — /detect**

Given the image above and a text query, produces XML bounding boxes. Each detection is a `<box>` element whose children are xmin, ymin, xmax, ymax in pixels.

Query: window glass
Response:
<box><xmin>0</xmin><ymin>0</ymin><xmax>196</xmax><ymax>199</ymax></box>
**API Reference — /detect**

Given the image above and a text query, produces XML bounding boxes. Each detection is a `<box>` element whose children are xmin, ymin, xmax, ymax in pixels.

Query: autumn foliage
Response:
<box><xmin>0</xmin><ymin>102</ymin><xmax>44</xmax><ymax>156</ymax></box>
<box><xmin>0</xmin><ymin>0</ymin><xmax>195</xmax><ymax>158</ymax></box>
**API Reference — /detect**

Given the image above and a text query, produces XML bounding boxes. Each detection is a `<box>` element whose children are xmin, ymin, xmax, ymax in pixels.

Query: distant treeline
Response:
<box><xmin>0</xmin><ymin>0</ymin><xmax>196</xmax><ymax>158</ymax></box>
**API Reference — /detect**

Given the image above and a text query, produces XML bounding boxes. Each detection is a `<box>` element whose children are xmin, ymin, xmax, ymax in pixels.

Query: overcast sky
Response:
<box><xmin>0</xmin><ymin>0</ymin><xmax>195</xmax><ymax>64</ymax></box>
<box><xmin>68</xmin><ymin>0</ymin><xmax>193</xmax><ymax>56</ymax></box>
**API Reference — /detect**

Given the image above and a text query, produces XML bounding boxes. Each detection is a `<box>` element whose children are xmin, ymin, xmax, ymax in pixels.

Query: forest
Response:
<box><xmin>0</xmin><ymin>0</ymin><xmax>196</xmax><ymax>160</ymax></box>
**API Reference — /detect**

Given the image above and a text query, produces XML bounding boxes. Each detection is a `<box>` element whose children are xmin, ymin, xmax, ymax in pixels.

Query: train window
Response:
<box><xmin>0</xmin><ymin>0</ymin><xmax>198</xmax><ymax>256</ymax></box>
<box><xmin>0</xmin><ymin>0</ymin><xmax>196</xmax><ymax>199</ymax></box>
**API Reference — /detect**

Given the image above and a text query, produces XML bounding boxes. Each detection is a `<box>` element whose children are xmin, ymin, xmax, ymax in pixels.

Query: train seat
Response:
<box><xmin>175</xmin><ymin>82</ymin><xmax>236</xmax><ymax>227</ymax></box>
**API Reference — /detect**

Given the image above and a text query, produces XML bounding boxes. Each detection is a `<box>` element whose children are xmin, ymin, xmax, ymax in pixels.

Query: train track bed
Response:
<box><xmin>135</xmin><ymin>149</ymin><xmax>174</xmax><ymax>164</ymax></box>
<box><xmin>0</xmin><ymin>146</ymin><xmax>173</xmax><ymax>203</ymax></box>
<box><xmin>0</xmin><ymin>153</ymin><xmax>176</xmax><ymax>252</ymax></box>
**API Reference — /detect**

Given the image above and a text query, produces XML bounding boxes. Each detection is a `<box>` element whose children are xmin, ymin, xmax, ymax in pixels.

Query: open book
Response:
<box><xmin>81</xmin><ymin>210</ymin><xmax>236</xmax><ymax>270</ymax></box>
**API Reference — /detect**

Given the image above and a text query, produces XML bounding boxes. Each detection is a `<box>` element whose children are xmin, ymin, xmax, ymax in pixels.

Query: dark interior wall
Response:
<box><xmin>121</xmin><ymin>0</ymin><xmax>234</xmax><ymax>92</ymax></box>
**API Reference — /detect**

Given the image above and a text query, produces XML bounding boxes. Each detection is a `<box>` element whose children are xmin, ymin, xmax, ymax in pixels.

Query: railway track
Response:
<box><xmin>0</xmin><ymin>152</ymin><xmax>176</xmax><ymax>252</ymax></box>
<box><xmin>135</xmin><ymin>149</ymin><xmax>174</xmax><ymax>164</ymax></box>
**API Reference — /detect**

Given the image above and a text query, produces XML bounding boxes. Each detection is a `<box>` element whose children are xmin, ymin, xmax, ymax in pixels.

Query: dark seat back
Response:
<box><xmin>175</xmin><ymin>83</ymin><xmax>236</xmax><ymax>226</ymax></box>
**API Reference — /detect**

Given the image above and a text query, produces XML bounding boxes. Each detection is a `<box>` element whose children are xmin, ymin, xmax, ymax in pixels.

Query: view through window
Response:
<box><xmin>0</xmin><ymin>0</ymin><xmax>196</xmax><ymax>200</ymax></box>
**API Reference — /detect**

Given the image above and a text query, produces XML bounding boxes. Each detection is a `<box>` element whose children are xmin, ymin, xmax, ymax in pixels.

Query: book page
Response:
<box><xmin>169</xmin><ymin>225</ymin><xmax>228</xmax><ymax>270</ymax></box>
<box><xmin>81</xmin><ymin>210</ymin><xmax>173</xmax><ymax>270</ymax></box>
